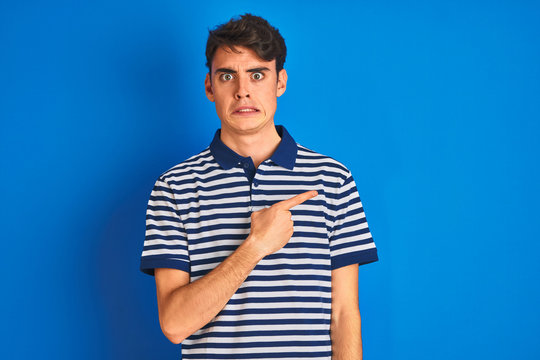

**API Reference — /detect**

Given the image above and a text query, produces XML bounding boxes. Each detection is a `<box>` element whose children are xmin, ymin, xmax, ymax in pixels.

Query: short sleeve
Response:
<box><xmin>140</xmin><ymin>176</ymin><xmax>190</xmax><ymax>276</ymax></box>
<box><xmin>328</xmin><ymin>172</ymin><xmax>378</xmax><ymax>270</ymax></box>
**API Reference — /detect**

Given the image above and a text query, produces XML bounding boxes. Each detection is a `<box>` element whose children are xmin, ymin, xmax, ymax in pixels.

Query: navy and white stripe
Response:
<box><xmin>141</xmin><ymin>125</ymin><xmax>378</xmax><ymax>359</ymax></box>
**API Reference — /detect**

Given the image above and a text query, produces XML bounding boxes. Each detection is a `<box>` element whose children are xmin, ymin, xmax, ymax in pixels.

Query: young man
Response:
<box><xmin>140</xmin><ymin>14</ymin><xmax>378</xmax><ymax>360</ymax></box>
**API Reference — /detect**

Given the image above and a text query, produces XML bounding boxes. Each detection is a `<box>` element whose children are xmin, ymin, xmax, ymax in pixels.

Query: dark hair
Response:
<box><xmin>205</xmin><ymin>14</ymin><xmax>287</xmax><ymax>73</ymax></box>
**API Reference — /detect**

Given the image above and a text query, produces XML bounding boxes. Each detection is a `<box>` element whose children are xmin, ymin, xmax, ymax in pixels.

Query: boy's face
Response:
<box><xmin>205</xmin><ymin>46</ymin><xmax>287</xmax><ymax>136</ymax></box>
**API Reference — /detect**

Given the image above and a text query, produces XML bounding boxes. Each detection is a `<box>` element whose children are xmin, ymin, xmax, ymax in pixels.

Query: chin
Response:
<box><xmin>226</xmin><ymin>116</ymin><xmax>268</xmax><ymax>133</ymax></box>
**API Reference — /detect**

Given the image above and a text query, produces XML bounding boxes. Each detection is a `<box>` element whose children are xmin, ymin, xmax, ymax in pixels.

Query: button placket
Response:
<box><xmin>251</xmin><ymin>164</ymin><xmax>266</xmax><ymax>212</ymax></box>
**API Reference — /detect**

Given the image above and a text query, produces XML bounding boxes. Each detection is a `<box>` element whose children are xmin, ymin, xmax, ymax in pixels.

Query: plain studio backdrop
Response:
<box><xmin>1</xmin><ymin>1</ymin><xmax>538</xmax><ymax>359</ymax></box>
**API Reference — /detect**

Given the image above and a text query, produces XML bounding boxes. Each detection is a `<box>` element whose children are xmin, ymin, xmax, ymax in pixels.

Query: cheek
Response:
<box><xmin>262</xmin><ymin>92</ymin><xmax>277</xmax><ymax>111</ymax></box>
<box><xmin>212</xmin><ymin>90</ymin><xmax>230</xmax><ymax>108</ymax></box>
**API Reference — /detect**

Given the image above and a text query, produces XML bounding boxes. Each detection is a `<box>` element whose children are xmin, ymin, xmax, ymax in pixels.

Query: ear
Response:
<box><xmin>205</xmin><ymin>73</ymin><xmax>214</xmax><ymax>102</ymax></box>
<box><xmin>276</xmin><ymin>69</ymin><xmax>288</xmax><ymax>97</ymax></box>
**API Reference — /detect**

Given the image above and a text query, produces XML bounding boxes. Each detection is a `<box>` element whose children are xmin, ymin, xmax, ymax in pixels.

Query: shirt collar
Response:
<box><xmin>209</xmin><ymin>125</ymin><xmax>297</xmax><ymax>170</ymax></box>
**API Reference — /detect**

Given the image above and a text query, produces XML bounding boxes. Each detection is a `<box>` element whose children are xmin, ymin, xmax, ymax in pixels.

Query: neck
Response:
<box><xmin>220</xmin><ymin>122</ymin><xmax>281</xmax><ymax>168</ymax></box>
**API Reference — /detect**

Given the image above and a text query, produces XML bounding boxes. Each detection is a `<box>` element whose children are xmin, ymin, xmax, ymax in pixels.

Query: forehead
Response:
<box><xmin>212</xmin><ymin>46</ymin><xmax>276</xmax><ymax>72</ymax></box>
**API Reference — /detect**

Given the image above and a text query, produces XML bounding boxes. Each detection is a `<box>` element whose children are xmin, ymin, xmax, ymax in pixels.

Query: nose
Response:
<box><xmin>234</xmin><ymin>75</ymin><xmax>250</xmax><ymax>100</ymax></box>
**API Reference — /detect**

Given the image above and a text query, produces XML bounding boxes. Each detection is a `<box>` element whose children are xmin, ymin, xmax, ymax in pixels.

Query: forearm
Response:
<box><xmin>160</xmin><ymin>238</ymin><xmax>263</xmax><ymax>343</ymax></box>
<box><xmin>158</xmin><ymin>191</ymin><xmax>318</xmax><ymax>344</ymax></box>
<box><xmin>331</xmin><ymin>309</ymin><xmax>362</xmax><ymax>360</ymax></box>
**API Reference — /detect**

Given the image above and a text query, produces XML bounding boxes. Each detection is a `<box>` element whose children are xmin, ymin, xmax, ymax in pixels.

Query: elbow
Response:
<box><xmin>163</xmin><ymin>329</ymin><xmax>184</xmax><ymax>345</ymax></box>
<box><xmin>331</xmin><ymin>307</ymin><xmax>361</xmax><ymax>329</ymax></box>
<box><xmin>159</xmin><ymin>316</ymin><xmax>188</xmax><ymax>344</ymax></box>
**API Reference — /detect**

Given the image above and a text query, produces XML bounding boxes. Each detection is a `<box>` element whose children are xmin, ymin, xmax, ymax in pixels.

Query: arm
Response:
<box><xmin>155</xmin><ymin>240</ymin><xmax>263</xmax><ymax>344</ymax></box>
<box><xmin>155</xmin><ymin>190</ymin><xmax>318</xmax><ymax>344</ymax></box>
<box><xmin>331</xmin><ymin>263</ymin><xmax>362</xmax><ymax>360</ymax></box>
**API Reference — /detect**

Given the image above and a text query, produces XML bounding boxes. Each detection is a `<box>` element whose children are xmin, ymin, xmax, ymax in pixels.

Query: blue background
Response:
<box><xmin>1</xmin><ymin>1</ymin><xmax>539</xmax><ymax>359</ymax></box>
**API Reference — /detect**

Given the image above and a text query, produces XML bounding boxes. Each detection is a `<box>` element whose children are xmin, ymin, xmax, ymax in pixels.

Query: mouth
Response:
<box><xmin>232</xmin><ymin>106</ymin><xmax>260</xmax><ymax>115</ymax></box>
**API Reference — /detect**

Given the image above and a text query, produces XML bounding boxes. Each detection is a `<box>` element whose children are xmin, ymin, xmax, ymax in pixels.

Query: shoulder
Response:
<box><xmin>157</xmin><ymin>147</ymin><xmax>216</xmax><ymax>184</ymax></box>
<box><xmin>295</xmin><ymin>143</ymin><xmax>352</xmax><ymax>185</ymax></box>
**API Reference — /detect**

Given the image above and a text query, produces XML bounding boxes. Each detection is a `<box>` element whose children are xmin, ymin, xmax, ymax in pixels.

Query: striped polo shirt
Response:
<box><xmin>140</xmin><ymin>125</ymin><xmax>378</xmax><ymax>359</ymax></box>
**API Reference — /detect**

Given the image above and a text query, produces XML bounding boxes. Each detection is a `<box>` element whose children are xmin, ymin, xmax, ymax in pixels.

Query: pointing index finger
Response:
<box><xmin>275</xmin><ymin>190</ymin><xmax>318</xmax><ymax>210</ymax></box>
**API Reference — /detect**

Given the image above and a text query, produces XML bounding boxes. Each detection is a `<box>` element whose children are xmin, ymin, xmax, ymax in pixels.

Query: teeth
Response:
<box><xmin>238</xmin><ymin>109</ymin><xmax>256</xmax><ymax>112</ymax></box>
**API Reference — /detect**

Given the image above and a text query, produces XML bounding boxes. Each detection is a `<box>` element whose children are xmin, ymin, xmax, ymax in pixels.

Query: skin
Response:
<box><xmin>204</xmin><ymin>46</ymin><xmax>287</xmax><ymax>167</ymax></box>
<box><xmin>331</xmin><ymin>264</ymin><xmax>363</xmax><ymax>360</ymax></box>
<box><xmin>155</xmin><ymin>45</ymin><xmax>363</xmax><ymax>359</ymax></box>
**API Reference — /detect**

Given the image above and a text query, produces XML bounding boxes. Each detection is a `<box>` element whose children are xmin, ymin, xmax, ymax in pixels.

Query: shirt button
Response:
<box><xmin>243</xmin><ymin>162</ymin><xmax>249</xmax><ymax>169</ymax></box>
<box><xmin>253</xmin><ymin>181</ymin><xmax>258</xmax><ymax>187</ymax></box>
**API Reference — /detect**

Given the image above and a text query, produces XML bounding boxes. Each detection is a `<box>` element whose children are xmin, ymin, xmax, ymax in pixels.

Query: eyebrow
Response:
<box><xmin>214</xmin><ymin>67</ymin><xmax>271</xmax><ymax>75</ymax></box>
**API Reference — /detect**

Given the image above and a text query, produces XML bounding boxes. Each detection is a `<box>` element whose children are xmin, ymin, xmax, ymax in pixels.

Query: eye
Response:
<box><xmin>220</xmin><ymin>73</ymin><xmax>234</xmax><ymax>81</ymax></box>
<box><xmin>251</xmin><ymin>72</ymin><xmax>264</xmax><ymax>80</ymax></box>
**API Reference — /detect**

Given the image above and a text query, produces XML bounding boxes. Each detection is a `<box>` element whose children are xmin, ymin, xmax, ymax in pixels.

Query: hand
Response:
<box><xmin>246</xmin><ymin>190</ymin><xmax>318</xmax><ymax>259</ymax></box>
